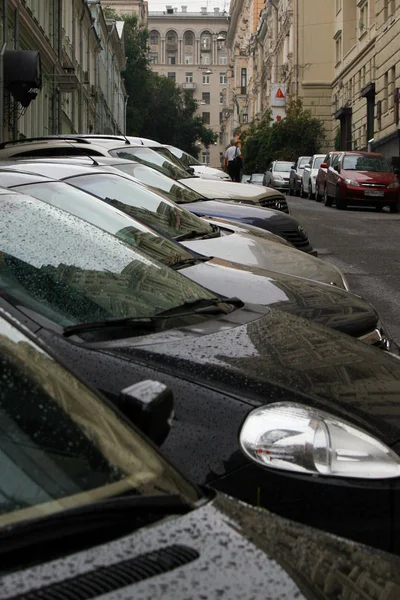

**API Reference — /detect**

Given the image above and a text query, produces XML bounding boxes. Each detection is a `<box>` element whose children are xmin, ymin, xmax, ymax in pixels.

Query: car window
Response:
<box><xmin>109</xmin><ymin>147</ymin><xmax>191</xmax><ymax>180</ymax></box>
<box><xmin>10</xmin><ymin>181</ymin><xmax>193</xmax><ymax>268</ymax></box>
<box><xmin>64</xmin><ymin>173</ymin><xmax>214</xmax><ymax>239</ymax></box>
<box><xmin>313</xmin><ymin>157</ymin><xmax>324</xmax><ymax>169</ymax></box>
<box><xmin>250</xmin><ymin>174</ymin><xmax>263</xmax><ymax>182</ymax></box>
<box><xmin>115</xmin><ymin>162</ymin><xmax>204</xmax><ymax>204</ymax></box>
<box><xmin>0</xmin><ymin>192</ymin><xmax>219</xmax><ymax>331</ymax></box>
<box><xmin>342</xmin><ymin>154</ymin><xmax>392</xmax><ymax>173</ymax></box>
<box><xmin>5</xmin><ymin>147</ymin><xmax>105</xmax><ymax>158</ymax></box>
<box><xmin>167</xmin><ymin>146</ymin><xmax>201</xmax><ymax>167</ymax></box>
<box><xmin>153</xmin><ymin>147</ymin><xmax>188</xmax><ymax>170</ymax></box>
<box><xmin>298</xmin><ymin>157</ymin><xmax>310</xmax><ymax>168</ymax></box>
<box><xmin>331</xmin><ymin>155</ymin><xmax>340</xmax><ymax>169</ymax></box>
<box><xmin>274</xmin><ymin>162</ymin><xmax>293</xmax><ymax>172</ymax></box>
<box><xmin>0</xmin><ymin>316</ymin><xmax>198</xmax><ymax>529</ymax></box>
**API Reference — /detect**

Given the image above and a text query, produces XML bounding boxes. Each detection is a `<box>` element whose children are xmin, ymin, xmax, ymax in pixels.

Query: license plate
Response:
<box><xmin>365</xmin><ymin>190</ymin><xmax>384</xmax><ymax>197</ymax></box>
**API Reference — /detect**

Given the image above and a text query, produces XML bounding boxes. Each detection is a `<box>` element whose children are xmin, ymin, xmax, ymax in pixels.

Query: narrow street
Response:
<box><xmin>287</xmin><ymin>195</ymin><xmax>400</xmax><ymax>344</ymax></box>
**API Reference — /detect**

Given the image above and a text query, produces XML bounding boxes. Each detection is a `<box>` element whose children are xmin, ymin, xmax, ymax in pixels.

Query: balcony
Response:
<box><xmin>182</xmin><ymin>82</ymin><xmax>197</xmax><ymax>89</ymax></box>
<box><xmin>166</xmin><ymin>42</ymin><xmax>178</xmax><ymax>52</ymax></box>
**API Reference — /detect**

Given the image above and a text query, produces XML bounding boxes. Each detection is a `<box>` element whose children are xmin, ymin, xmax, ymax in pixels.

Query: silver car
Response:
<box><xmin>263</xmin><ymin>161</ymin><xmax>293</xmax><ymax>191</ymax></box>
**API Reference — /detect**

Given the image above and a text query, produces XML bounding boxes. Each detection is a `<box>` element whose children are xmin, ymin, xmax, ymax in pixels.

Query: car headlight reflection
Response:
<box><xmin>239</xmin><ymin>403</ymin><xmax>400</xmax><ymax>479</ymax></box>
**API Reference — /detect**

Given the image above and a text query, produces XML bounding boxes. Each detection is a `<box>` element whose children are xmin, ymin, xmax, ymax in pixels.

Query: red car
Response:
<box><xmin>315</xmin><ymin>151</ymin><xmax>340</xmax><ymax>201</ymax></box>
<box><xmin>324</xmin><ymin>151</ymin><xmax>400</xmax><ymax>212</ymax></box>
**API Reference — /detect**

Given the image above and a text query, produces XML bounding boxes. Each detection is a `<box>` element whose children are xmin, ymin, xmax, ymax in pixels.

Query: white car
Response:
<box><xmin>301</xmin><ymin>154</ymin><xmax>326</xmax><ymax>199</ymax></box>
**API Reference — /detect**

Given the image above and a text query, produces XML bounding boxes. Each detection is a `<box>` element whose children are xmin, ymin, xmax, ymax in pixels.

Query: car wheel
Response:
<box><xmin>390</xmin><ymin>202</ymin><xmax>400</xmax><ymax>213</ymax></box>
<box><xmin>324</xmin><ymin>186</ymin><xmax>333</xmax><ymax>207</ymax></box>
<box><xmin>315</xmin><ymin>187</ymin><xmax>322</xmax><ymax>202</ymax></box>
<box><xmin>300</xmin><ymin>184</ymin><xmax>306</xmax><ymax>198</ymax></box>
<box><xmin>307</xmin><ymin>185</ymin><xmax>315</xmax><ymax>200</ymax></box>
<box><xmin>335</xmin><ymin>187</ymin><xmax>347</xmax><ymax>210</ymax></box>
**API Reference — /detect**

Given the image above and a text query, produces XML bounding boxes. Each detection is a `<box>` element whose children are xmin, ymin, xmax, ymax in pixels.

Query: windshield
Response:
<box><xmin>115</xmin><ymin>162</ymin><xmax>205</xmax><ymax>204</ymax></box>
<box><xmin>274</xmin><ymin>162</ymin><xmax>292</xmax><ymax>173</ymax></box>
<box><xmin>342</xmin><ymin>155</ymin><xmax>392</xmax><ymax>172</ymax></box>
<box><xmin>0</xmin><ymin>316</ymin><xmax>198</xmax><ymax>529</ymax></box>
<box><xmin>0</xmin><ymin>192</ymin><xmax>219</xmax><ymax>330</ymax></box>
<box><xmin>10</xmin><ymin>180</ymin><xmax>194</xmax><ymax>268</ymax></box>
<box><xmin>313</xmin><ymin>157</ymin><xmax>324</xmax><ymax>170</ymax></box>
<box><xmin>167</xmin><ymin>146</ymin><xmax>201</xmax><ymax>167</ymax></box>
<box><xmin>298</xmin><ymin>158</ymin><xmax>310</xmax><ymax>169</ymax></box>
<box><xmin>251</xmin><ymin>174</ymin><xmax>263</xmax><ymax>182</ymax></box>
<box><xmin>64</xmin><ymin>173</ymin><xmax>214</xmax><ymax>239</ymax></box>
<box><xmin>153</xmin><ymin>147</ymin><xmax>189</xmax><ymax>170</ymax></box>
<box><xmin>109</xmin><ymin>147</ymin><xmax>192</xmax><ymax>180</ymax></box>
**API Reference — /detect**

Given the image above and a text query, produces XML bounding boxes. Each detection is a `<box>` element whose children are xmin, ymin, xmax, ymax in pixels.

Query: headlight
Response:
<box><xmin>388</xmin><ymin>182</ymin><xmax>399</xmax><ymax>188</ymax></box>
<box><xmin>239</xmin><ymin>403</ymin><xmax>400</xmax><ymax>479</ymax></box>
<box><xmin>344</xmin><ymin>178</ymin><xmax>360</xmax><ymax>186</ymax></box>
<box><xmin>273</xmin><ymin>174</ymin><xmax>283</xmax><ymax>180</ymax></box>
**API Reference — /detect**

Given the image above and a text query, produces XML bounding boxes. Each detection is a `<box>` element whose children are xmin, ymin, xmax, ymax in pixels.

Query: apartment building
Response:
<box><xmin>147</xmin><ymin>5</ymin><xmax>229</xmax><ymax>168</ymax></box>
<box><xmin>0</xmin><ymin>0</ymin><xmax>126</xmax><ymax>142</ymax></box>
<box><xmin>102</xmin><ymin>0</ymin><xmax>148</xmax><ymax>23</ymax></box>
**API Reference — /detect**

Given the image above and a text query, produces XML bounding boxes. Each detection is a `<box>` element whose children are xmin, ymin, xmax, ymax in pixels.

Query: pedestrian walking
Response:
<box><xmin>224</xmin><ymin>139</ymin><xmax>242</xmax><ymax>182</ymax></box>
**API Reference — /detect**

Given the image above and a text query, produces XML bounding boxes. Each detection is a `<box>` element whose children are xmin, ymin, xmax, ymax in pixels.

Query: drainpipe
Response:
<box><xmin>57</xmin><ymin>0</ymin><xmax>62</xmax><ymax>132</ymax></box>
<box><xmin>12</xmin><ymin>0</ymin><xmax>20</xmax><ymax>138</ymax></box>
<box><xmin>0</xmin><ymin>0</ymin><xmax>8</xmax><ymax>143</ymax></box>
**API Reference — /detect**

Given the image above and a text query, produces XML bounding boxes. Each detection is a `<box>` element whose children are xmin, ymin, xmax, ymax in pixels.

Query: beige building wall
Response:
<box><xmin>102</xmin><ymin>0</ymin><xmax>148</xmax><ymax>23</ymax></box>
<box><xmin>148</xmin><ymin>7</ymin><xmax>229</xmax><ymax>168</ymax></box>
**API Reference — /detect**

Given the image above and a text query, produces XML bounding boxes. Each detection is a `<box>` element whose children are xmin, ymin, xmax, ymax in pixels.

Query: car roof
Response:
<box><xmin>0</xmin><ymin>138</ymin><xmax>142</xmax><ymax>155</ymax></box>
<box><xmin>0</xmin><ymin>160</ymin><xmax>127</xmax><ymax>179</ymax></box>
<box><xmin>341</xmin><ymin>150</ymin><xmax>385</xmax><ymax>158</ymax></box>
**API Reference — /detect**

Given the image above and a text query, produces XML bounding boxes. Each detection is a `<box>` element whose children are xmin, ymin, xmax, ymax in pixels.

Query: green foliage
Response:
<box><xmin>121</xmin><ymin>15</ymin><xmax>217</xmax><ymax>155</ymax></box>
<box><xmin>334</xmin><ymin>127</ymin><xmax>341</xmax><ymax>150</ymax></box>
<box><xmin>242</xmin><ymin>98</ymin><xmax>325</xmax><ymax>173</ymax></box>
<box><xmin>103</xmin><ymin>6</ymin><xmax>119</xmax><ymax>19</ymax></box>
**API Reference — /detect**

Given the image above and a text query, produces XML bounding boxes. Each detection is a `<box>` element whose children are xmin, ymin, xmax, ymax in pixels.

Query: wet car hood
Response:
<box><xmin>182</xmin><ymin>258</ymin><xmax>377</xmax><ymax>337</ymax></box>
<box><xmin>101</xmin><ymin>307</ymin><xmax>400</xmax><ymax>446</ymax></box>
<box><xmin>2</xmin><ymin>493</ymin><xmax>399</xmax><ymax>600</ymax></box>
<box><xmin>182</xmin><ymin>228</ymin><xmax>346</xmax><ymax>288</ymax></box>
<box><xmin>341</xmin><ymin>169</ymin><xmax>398</xmax><ymax>184</ymax></box>
<box><xmin>181</xmin><ymin>199</ymin><xmax>295</xmax><ymax>227</ymax></box>
<box><xmin>180</xmin><ymin>178</ymin><xmax>284</xmax><ymax>201</ymax></box>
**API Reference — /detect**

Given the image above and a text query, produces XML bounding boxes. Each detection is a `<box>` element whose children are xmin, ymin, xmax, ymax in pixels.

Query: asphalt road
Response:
<box><xmin>286</xmin><ymin>194</ymin><xmax>400</xmax><ymax>344</ymax></box>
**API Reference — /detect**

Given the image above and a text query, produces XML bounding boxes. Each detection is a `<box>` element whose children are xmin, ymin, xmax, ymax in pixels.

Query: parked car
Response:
<box><xmin>301</xmin><ymin>154</ymin><xmax>326</xmax><ymax>199</ymax></box>
<box><xmin>263</xmin><ymin>161</ymin><xmax>292</xmax><ymax>191</ymax></box>
<box><xmin>315</xmin><ymin>150</ymin><xmax>340</xmax><ymax>201</ymax></box>
<box><xmin>162</xmin><ymin>143</ymin><xmax>231</xmax><ymax>181</ymax></box>
<box><xmin>0</xmin><ymin>178</ymin><xmax>388</xmax><ymax>348</ymax></box>
<box><xmin>324</xmin><ymin>151</ymin><xmax>400</xmax><ymax>212</ymax></box>
<box><xmin>3</xmin><ymin>187</ymin><xmax>400</xmax><ymax>554</ymax></box>
<box><xmin>248</xmin><ymin>173</ymin><xmax>265</xmax><ymax>186</ymax></box>
<box><xmin>288</xmin><ymin>156</ymin><xmax>311</xmax><ymax>196</ymax></box>
<box><xmin>0</xmin><ymin>137</ymin><xmax>288</xmax><ymax>212</ymax></box>
<box><xmin>241</xmin><ymin>173</ymin><xmax>251</xmax><ymax>183</ymax></box>
<box><xmin>3</xmin><ymin>310</ymin><xmax>400</xmax><ymax>599</ymax></box>
<box><xmin>0</xmin><ymin>162</ymin><xmax>348</xmax><ymax>288</ymax></box>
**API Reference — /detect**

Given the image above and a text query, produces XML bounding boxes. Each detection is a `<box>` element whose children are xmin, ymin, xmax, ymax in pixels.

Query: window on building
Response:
<box><xmin>389</xmin><ymin>66</ymin><xmax>396</xmax><ymax>109</ymax></box>
<box><xmin>184</xmin><ymin>55</ymin><xmax>193</xmax><ymax>64</ymax></box>
<box><xmin>167</xmin><ymin>72</ymin><xmax>176</xmax><ymax>82</ymax></box>
<box><xmin>202</xmin><ymin>150</ymin><xmax>210</xmax><ymax>165</ymax></box>
<box><xmin>202</xmin><ymin>92</ymin><xmax>210</xmax><ymax>104</ymax></box>
<box><xmin>384</xmin><ymin>0</ymin><xmax>395</xmax><ymax>20</ymax></box>
<box><xmin>220</xmin><ymin>72</ymin><xmax>227</xmax><ymax>84</ymax></box>
<box><xmin>202</xmin><ymin>112</ymin><xmax>210</xmax><ymax>124</ymax></box>
<box><xmin>200</xmin><ymin>33</ymin><xmax>212</xmax><ymax>51</ymax></box>
<box><xmin>241</xmin><ymin>68</ymin><xmax>247</xmax><ymax>95</ymax></box>
<box><xmin>219</xmin><ymin>56</ymin><xmax>227</xmax><ymax>65</ymax></box>
<box><xmin>335</xmin><ymin>33</ymin><xmax>342</xmax><ymax>64</ymax></box>
<box><xmin>219</xmin><ymin>91</ymin><xmax>224</xmax><ymax>104</ymax></box>
<box><xmin>149</xmin><ymin>53</ymin><xmax>158</xmax><ymax>65</ymax></box>
<box><xmin>203</xmin><ymin>73</ymin><xmax>210</xmax><ymax>84</ymax></box>
<box><xmin>184</xmin><ymin>31</ymin><xmax>194</xmax><ymax>46</ymax></box>
<box><xmin>384</xmin><ymin>71</ymin><xmax>389</xmax><ymax>111</ymax></box>
<box><xmin>219</xmin><ymin>112</ymin><xmax>223</xmax><ymax>124</ymax></box>
<box><xmin>185</xmin><ymin>72</ymin><xmax>193</xmax><ymax>83</ymax></box>
<box><xmin>168</xmin><ymin>55</ymin><xmax>176</xmax><ymax>65</ymax></box>
<box><xmin>359</xmin><ymin>2</ymin><xmax>368</xmax><ymax>36</ymax></box>
<box><xmin>149</xmin><ymin>30</ymin><xmax>159</xmax><ymax>45</ymax></box>
<box><xmin>201</xmin><ymin>54</ymin><xmax>211</xmax><ymax>65</ymax></box>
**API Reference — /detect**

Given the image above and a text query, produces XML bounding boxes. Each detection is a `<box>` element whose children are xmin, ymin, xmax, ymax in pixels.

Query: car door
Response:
<box><xmin>316</xmin><ymin>153</ymin><xmax>329</xmax><ymax>196</ymax></box>
<box><xmin>326</xmin><ymin>154</ymin><xmax>341</xmax><ymax>197</ymax></box>
<box><xmin>303</xmin><ymin>159</ymin><xmax>312</xmax><ymax>192</ymax></box>
<box><xmin>289</xmin><ymin>160</ymin><xmax>297</xmax><ymax>190</ymax></box>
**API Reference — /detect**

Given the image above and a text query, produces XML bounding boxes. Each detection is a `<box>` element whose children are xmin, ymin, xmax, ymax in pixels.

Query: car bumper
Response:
<box><xmin>211</xmin><ymin>461</ymin><xmax>399</xmax><ymax>554</ymax></box>
<box><xmin>270</xmin><ymin>181</ymin><xmax>290</xmax><ymax>191</ymax></box>
<box><xmin>341</xmin><ymin>186</ymin><xmax>399</xmax><ymax>204</ymax></box>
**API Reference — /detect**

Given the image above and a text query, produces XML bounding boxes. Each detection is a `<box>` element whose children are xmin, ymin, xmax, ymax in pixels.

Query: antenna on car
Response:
<box><xmin>54</xmin><ymin>134</ymin><xmax>100</xmax><ymax>166</ymax></box>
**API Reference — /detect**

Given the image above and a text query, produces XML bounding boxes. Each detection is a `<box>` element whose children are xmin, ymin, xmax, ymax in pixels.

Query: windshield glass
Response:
<box><xmin>251</xmin><ymin>174</ymin><xmax>263</xmax><ymax>182</ymax></box>
<box><xmin>0</xmin><ymin>192</ymin><xmax>218</xmax><ymax>329</ymax></box>
<box><xmin>153</xmin><ymin>147</ymin><xmax>189</xmax><ymax>170</ymax></box>
<box><xmin>274</xmin><ymin>162</ymin><xmax>292</xmax><ymax>173</ymax></box>
<box><xmin>313</xmin><ymin>157</ymin><xmax>324</xmax><ymax>169</ymax></box>
<box><xmin>11</xmin><ymin>181</ymin><xmax>193</xmax><ymax>268</ymax></box>
<box><xmin>342</xmin><ymin>155</ymin><xmax>392</xmax><ymax>172</ymax></box>
<box><xmin>115</xmin><ymin>162</ymin><xmax>205</xmax><ymax>204</ymax></box>
<box><xmin>0</xmin><ymin>316</ymin><xmax>198</xmax><ymax>529</ymax></box>
<box><xmin>298</xmin><ymin>158</ymin><xmax>310</xmax><ymax>169</ymax></box>
<box><xmin>167</xmin><ymin>146</ymin><xmax>201</xmax><ymax>167</ymax></box>
<box><xmin>110</xmin><ymin>147</ymin><xmax>191</xmax><ymax>180</ymax></box>
<box><xmin>64</xmin><ymin>173</ymin><xmax>214</xmax><ymax>239</ymax></box>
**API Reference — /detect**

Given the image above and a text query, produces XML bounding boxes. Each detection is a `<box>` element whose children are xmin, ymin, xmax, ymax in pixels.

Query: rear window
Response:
<box><xmin>313</xmin><ymin>157</ymin><xmax>324</xmax><ymax>169</ymax></box>
<box><xmin>274</xmin><ymin>162</ymin><xmax>292</xmax><ymax>172</ymax></box>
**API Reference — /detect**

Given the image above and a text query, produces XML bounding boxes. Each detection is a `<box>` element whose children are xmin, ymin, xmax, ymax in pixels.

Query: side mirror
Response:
<box><xmin>393</xmin><ymin>167</ymin><xmax>400</xmax><ymax>175</ymax></box>
<box><xmin>320</xmin><ymin>162</ymin><xmax>328</xmax><ymax>169</ymax></box>
<box><xmin>291</xmin><ymin>164</ymin><xmax>296</xmax><ymax>170</ymax></box>
<box><xmin>118</xmin><ymin>380</ymin><xmax>174</xmax><ymax>445</ymax></box>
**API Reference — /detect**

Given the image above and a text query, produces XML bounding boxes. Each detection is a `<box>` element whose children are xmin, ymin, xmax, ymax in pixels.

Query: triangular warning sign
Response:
<box><xmin>276</xmin><ymin>88</ymin><xmax>285</xmax><ymax>99</ymax></box>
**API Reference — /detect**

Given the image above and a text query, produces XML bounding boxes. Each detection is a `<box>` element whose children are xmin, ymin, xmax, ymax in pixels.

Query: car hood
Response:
<box><xmin>3</xmin><ymin>493</ymin><xmax>399</xmax><ymax>600</ymax></box>
<box><xmin>180</xmin><ymin>178</ymin><xmax>283</xmax><ymax>201</ymax></box>
<box><xmin>182</xmin><ymin>258</ymin><xmax>378</xmax><ymax>337</ymax></box>
<box><xmin>181</xmin><ymin>230</ymin><xmax>346</xmax><ymax>288</ymax></box>
<box><xmin>191</xmin><ymin>165</ymin><xmax>230</xmax><ymax>180</ymax></box>
<box><xmin>341</xmin><ymin>170</ymin><xmax>398</xmax><ymax>184</ymax></box>
<box><xmin>203</xmin><ymin>217</ymin><xmax>292</xmax><ymax>246</ymax></box>
<box><xmin>103</xmin><ymin>307</ymin><xmax>400</xmax><ymax>446</ymax></box>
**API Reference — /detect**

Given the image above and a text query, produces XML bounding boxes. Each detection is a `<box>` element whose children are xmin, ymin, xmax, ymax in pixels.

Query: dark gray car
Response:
<box><xmin>289</xmin><ymin>156</ymin><xmax>311</xmax><ymax>196</ymax></box>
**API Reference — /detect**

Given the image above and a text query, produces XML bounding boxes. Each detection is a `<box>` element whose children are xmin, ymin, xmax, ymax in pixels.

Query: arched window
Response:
<box><xmin>149</xmin><ymin>30</ymin><xmax>159</xmax><ymax>45</ymax></box>
<box><xmin>200</xmin><ymin>31</ymin><xmax>212</xmax><ymax>51</ymax></box>
<box><xmin>184</xmin><ymin>31</ymin><xmax>194</xmax><ymax>46</ymax></box>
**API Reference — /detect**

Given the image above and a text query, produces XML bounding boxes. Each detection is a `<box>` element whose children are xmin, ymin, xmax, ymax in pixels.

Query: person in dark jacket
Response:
<box><xmin>224</xmin><ymin>139</ymin><xmax>242</xmax><ymax>182</ymax></box>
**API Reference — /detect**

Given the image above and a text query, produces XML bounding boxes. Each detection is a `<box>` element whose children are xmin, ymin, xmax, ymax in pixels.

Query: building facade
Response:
<box><xmin>103</xmin><ymin>0</ymin><xmax>148</xmax><ymax>23</ymax></box>
<box><xmin>147</xmin><ymin>5</ymin><xmax>229</xmax><ymax>167</ymax></box>
<box><xmin>0</xmin><ymin>0</ymin><xmax>127</xmax><ymax>143</ymax></box>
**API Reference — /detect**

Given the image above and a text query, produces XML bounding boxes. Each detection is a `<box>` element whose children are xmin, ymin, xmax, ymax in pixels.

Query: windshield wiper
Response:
<box><xmin>170</xmin><ymin>256</ymin><xmax>210</xmax><ymax>270</ymax></box>
<box><xmin>63</xmin><ymin>297</ymin><xmax>244</xmax><ymax>337</ymax></box>
<box><xmin>0</xmin><ymin>494</ymin><xmax>191</xmax><ymax>558</ymax></box>
<box><xmin>174</xmin><ymin>225</ymin><xmax>220</xmax><ymax>242</ymax></box>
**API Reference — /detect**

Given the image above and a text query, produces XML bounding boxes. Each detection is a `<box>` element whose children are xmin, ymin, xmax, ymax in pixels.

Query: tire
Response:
<box><xmin>315</xmin><ymin>188</ymin><xmax>322</xmax><ymax>202</ymax></box>
<box><xmin>324</xmin><ymin>186</ymin><xmax>333</xmax><ymax>207</ymax></box>
<box><xmin>307</xmin><ymin>184</ymin><xmax>315</xmax><ymax>200</ymax></box>
<box><xmin>335</xmin><ymin>186</ymin><xmax>347</xmax><ymax>210</ymax></box>
<box><xmin>300</xmin><ymin>184</ymin><xmax>306</xmax><ymax>198</ymax></box>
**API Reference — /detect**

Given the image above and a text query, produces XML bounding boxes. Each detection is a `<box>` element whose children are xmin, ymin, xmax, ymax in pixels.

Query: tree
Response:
<box><xmin>121</xmin><ymin>14</ymin><xmax>217</xmax><ymax>155</ymax></box>
<box><xmin>241</xmin><ymin>98</ymin><xmax>325</xmax><ymax>173</ymax></box>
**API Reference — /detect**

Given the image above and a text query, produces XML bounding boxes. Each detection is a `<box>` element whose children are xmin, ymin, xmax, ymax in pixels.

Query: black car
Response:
<box><xmin>2</xmin><ymin>187</ymin><xmax>400</xmax><ymax>555</ymax></box>
<box><xmin>3</xmin><ymin>309</ymin><xmax>400</xmax><ymax>599</ymax></box>
<box><xmin>288</xmin><ymin>156</ymin><xmax>311</xmax><ymax>196</ymax></box>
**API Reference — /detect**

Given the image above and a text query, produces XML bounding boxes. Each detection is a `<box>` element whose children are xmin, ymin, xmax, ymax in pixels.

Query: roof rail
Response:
<box><xmin>0</xmin><ymin>136</ymin><xmax>93</xmax><ymax>149</ymax></box>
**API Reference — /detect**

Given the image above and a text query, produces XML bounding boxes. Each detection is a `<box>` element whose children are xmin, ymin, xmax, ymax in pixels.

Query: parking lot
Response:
<box><xmin>287</xmin><ymin>195</ymin><xmax>400</xmax><ymax>344</ymax></box>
